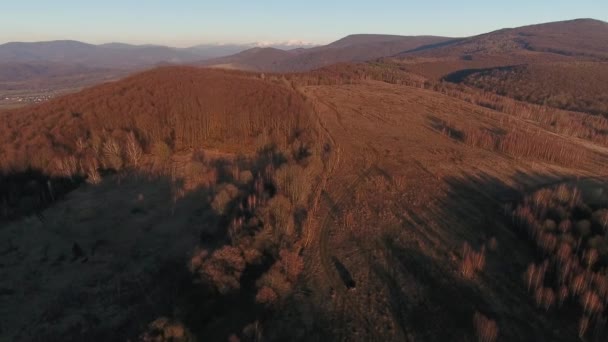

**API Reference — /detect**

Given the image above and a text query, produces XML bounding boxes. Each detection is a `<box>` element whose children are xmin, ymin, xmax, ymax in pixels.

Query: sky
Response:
<box><xmin>1</xmin><ymin>0</ymin><xmax>607</xmax><ymax>47</ymax></box>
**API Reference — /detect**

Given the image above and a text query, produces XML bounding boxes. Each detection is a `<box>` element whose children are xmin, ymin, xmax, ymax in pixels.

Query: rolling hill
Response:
<box><xmin>382</xmin><ymin>19</ymin><xmax>608</xmax><ymax>116</ymax></box>
<box><xmin>202</xmin><ymin>47</ymin><xmax>298</xmax><ymax>71</ymax></box>
<box><xmin>0</xmin><ymin>40</ymin><xmax>319</xmax><ymax>70</ymax></box>
<box><xmin>202</xmin><ymin>18</ymin><xmax>608</xmax><ymax>78</ymax></box>
<box><xmin>0</xmin><ymin>67</ymin><xmax>314</xmax><ymax>171</ymax></box>
<box><xmin>397</xmin><ymin>18</ymin><xmax>608</xmax><ymax>60</ymax></box>
<box><xmin>0</xmin><ymin>61</ymin><xmax>126</xmax><ymax>91</ymax></box>
<box><xmin>0</xmin><ymin>40</ymin><xmax>203</xmax><ymax>68</ymax></box>
<box><xmin>0</xmin><ymin>40</ymin><xmax>318</xmax><ymax>100</ymax></box>
<box><xmin>0</xmin><ymin>66</ymin><xmax>328</xmax><ymax>341</ymax></box>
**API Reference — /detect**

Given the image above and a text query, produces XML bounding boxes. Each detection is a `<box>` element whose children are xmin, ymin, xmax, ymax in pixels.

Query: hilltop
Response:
<box><xmin>0</xmin><ymin>67</ymin><xmax>314</xmax><ymax>171</ymax></box>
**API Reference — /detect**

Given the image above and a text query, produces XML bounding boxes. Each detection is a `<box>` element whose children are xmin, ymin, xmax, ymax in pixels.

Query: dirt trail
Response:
<box><xmin>299</xmin><ymin>81</ymin><xmax>608</xmax><ymax>341</ymax></box>
<box><xmin>302</xmin><ymin>82</ymin><xmax>468</xmax><ymax>340</ymax></box>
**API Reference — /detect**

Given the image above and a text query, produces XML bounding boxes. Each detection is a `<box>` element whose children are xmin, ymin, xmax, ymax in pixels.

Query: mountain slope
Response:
<box><xmin>202</xmin><ymin>35</ymin><xmax>454</xmax><ymax>72</ymax></box>
<box><xmin>397</xmin><ymin>18</ymin><xmax>608</xmax><ymax>60</ymax></box>
<box><xmin>383</xmin><ymin>18</ymin><xmax>608</xmax><ymax>116</ymax></box>
<box><xmin>0</xmin><ymin>62</ymin><xmax>111</xmax><ymax>82</ymax></box>
<box><xmin>202</xmin><ymin>47</ymin><xmax>297</xmax><ymax>71</ymax></box>
<box><xmin>0</xmin><ymin>61</ymin><xmax>126</xmax><ymax>93</ymax></box>
<box><xmin>0</xmin><ymin>40</ymin><xmax>287</xmax><ymax>69</ymax></box>
<box><xmin>0</xmin><ymin>40</ymin><xmax>203</xmax><ymax>68</ymax></box>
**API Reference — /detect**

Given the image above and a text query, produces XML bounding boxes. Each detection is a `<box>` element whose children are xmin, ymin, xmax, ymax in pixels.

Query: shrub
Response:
<box><xmin>140</xmin><ymin>317</ymin><xmax>194</xmax><ymax>342</ymax></box>
<box><xmin>55</xmin><ymin>156</ymin><xmax>79</xmax><ymax>178</ymax></box>
<box><xmin>279</xmin><ymin>249</ymin><xmax>304</xmax><ymax>282</ymax></box>
<box><xmin>255</xmin><ymin>286</ymin><xmax>278</xmax><ymax>305</ymax></box>
<box><xmin>188</xmin><ymin>161</ymin><xmax>206</xmax><ymax>175</ymax></box>
<box><xmin>85</xmin><ymin>134</ymin><xmax>102</xmax><ymax>157</ymax></box>
<box><xmin>103</xmin><ymin>138</ymin><xmax>123</xmax><ymax>170</ymax></box>
<box><xmin>153</xmin><ymin>141</ymin><xmax>172</xmax><ymax>160</ymax></box>
<box><xmin>513</xmin><ymin>183</ymin><xmax>608</xmax><ymax>335</ymax></box>
<box><xmin>592</xmin><ymin>209</ymin><xmax>608</xmax><ymax>232</ymax></box>
<box><xmin>85</xmin><ymin>160</ymin><xmax>101</xmax><ymax>185</ymax></box>
<box><xmin>211</xmin><ymin>183</ymin><xmax>239</xmax><ymax>216</ymax></box>
<box><xmin>196</xmin><ymin>246</ymin><xmax>246</xmax><ymax>294</ymax></box>
<box><xmin>461</xmin><ymin>242</ymin><xmax>485</xmax><ymax>279</ymax></box>
<box><xmin>543</xmin><ymin>219</ymin><xmax>557</xmax><ymax>232</ymax></box>
<box><xmin>473</xmin><ymin>312</ymin><xmax>499</xmax><ymax>342</ymax></box>
<box><xmin>256</xmin><ymin>264</ymin><xmax>292</xmax><ymax>299</ymax></box>
<box><xmin>239</xmin><ymin>170</ymin><xmax>254</xmax><ymax>184</ymax></box>
<box><xmin>126</xmin><ymin>132</ymin><xmax>143</xmax><ymax>167</ymax></box>
<box><xmin>266</xmin><ymin>195</ymin><xmax>295</xmax><ymax>239</ymax></box>
<box><xmin>558</xmin><ymin>219</ymin><xmax>572</xmax><ymax>234</ymax></box>
<box><xmin>275</xmin><ymin>164</ymin><xmax>309</xmax><ymax>205</ymax></box>
<box><xmin>579</xmin><ymin>316</ymin><xmax>590</xmax><ymax>338</ymax></box>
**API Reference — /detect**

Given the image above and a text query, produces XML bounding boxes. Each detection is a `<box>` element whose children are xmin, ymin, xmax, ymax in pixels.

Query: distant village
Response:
<box><xmin>1</xmin><ymin>93</ymin><xmax>55</xmax><ymax>105</ymax></box>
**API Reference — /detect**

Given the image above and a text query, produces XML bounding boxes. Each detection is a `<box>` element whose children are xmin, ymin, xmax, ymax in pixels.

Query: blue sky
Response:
<box><xmin>1</xmin><ymin>0</ymin><xmax>606</xmax><ymax>46</ymax></box>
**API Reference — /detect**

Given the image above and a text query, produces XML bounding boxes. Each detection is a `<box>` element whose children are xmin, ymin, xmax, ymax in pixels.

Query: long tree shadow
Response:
<box><xmin>0</xmin><ymin>145</ymin><xmax>330</xmax><ymax>342</ymax></box>
<box><xmin>417</xmin><ymin>170</ymin><xmax>596</xmax><ymax>341</ymax></box>
<box><xmin>373</xmin><ymin>234</ymin><xmax>493</xmax><ymax>341</ymax></box>
<box><xmin>0</xmin><ymin>168</ymin><xmax>84</xmax><ymax>223</ymax></box>
<box><xmin>356</xmin><ymin>169</ymin><xmax>590</xmax><ymax>342</ymax></box>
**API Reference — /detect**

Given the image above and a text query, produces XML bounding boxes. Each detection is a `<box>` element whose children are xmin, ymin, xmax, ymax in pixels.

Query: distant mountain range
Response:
<box><xmin>200</xmin><ymin>35</ymin><xmax>456</xmax><ymax>72</ymax></box>
<box><xmin>2</xmin><ymin>18</ymin><xmax>607</xmax><ymax>94</ymax></box>
<box><xmin>202</xmin><ymin>19</ymin><xmax>608</xmax><ymax>74</ymax></box>
<box><xmin>0</xmin><ymin>40</ymin><xmax>318</xmax><ymax>69</ymax></box>
<box><xmin>0</xmin><ymin>40</ymin><xmax>317</xmax><ymax>90</ymax></box>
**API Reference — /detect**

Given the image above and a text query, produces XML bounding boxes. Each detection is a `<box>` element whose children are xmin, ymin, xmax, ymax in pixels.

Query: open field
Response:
<box><xmin>297</xmin><ymin>81</ymin><xmax>608</xmax><ymax>341</ymax></box>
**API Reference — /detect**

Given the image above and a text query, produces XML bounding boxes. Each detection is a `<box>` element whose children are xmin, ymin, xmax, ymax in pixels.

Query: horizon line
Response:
<box><xmin>0</xmin><ymin>17</ymin><xmax>604</xmax><ymax>48</ymax></box>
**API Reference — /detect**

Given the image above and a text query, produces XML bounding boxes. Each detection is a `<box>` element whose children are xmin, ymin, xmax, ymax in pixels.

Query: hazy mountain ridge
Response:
<box><xmin>201</xmin><ymin>35</ymin><xmax>455</xmax><ymax>71</ymax></box>
<box><xmin>203</xmin><ymin>18</ymin><xmax>608</xmax><ymax>73</ymax></box>
<box><xmin>397</xmin><ymin>18</ymin><xmax>608</xmax><ymax>59</ymax></box>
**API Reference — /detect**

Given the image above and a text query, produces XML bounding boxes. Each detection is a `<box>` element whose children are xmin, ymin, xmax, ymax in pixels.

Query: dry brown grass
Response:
<box><xmin>296</xmin><ymin>61</ymin><xmax>608</xmax><ymax>148</ymax></box>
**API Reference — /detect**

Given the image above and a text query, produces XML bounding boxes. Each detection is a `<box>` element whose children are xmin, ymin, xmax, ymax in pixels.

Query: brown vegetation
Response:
<box><xmin>286</xmin><ymin>61</ymin><xmax>608</xmax><ymax>149</ymax></box>
<box><xmin>457</xmin><ymin>62</ymin><xmax>608</xmax><ymax>117</ymax></box>
<box><xmin>461</xmin><ymin>242</ymin><xmax>486</xmax><ymax>279</ymax></box>
<box><xmin>512</xmin><ymin>182</ymin><xmax>608</xmax><ymax>339</ymax></box>
<box><xmin>3</xmin><ymin>24</ymin><xmax>608</xmax><ymax>340</ymax></box>
<box><xmin>396</xmin><ymin>18</ymin><xmax>608</xmax><ymax>60</ymax></box>
<box><xmin>435</xmin><ymin>118</ymin><xmax>590</xmax><ymax>167</ymax></box>
<box><xmin>0</xmin><ymin>67</ymin><xmax>315</xmax><ymax>174</ymax></box>
<box><xmin>140</xmin><ymin>317</ymin><xmax>195</xmax><ymax>342</ymax></box>
<box><xmin>473</xmin><ymin>312</ymin><xmax>499</xmax><ymax>342</ymax></box>
<box><xmin>0</xmin><ymin>64</ymin><xmax>331</xmax><ymax>341</ymax></box>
